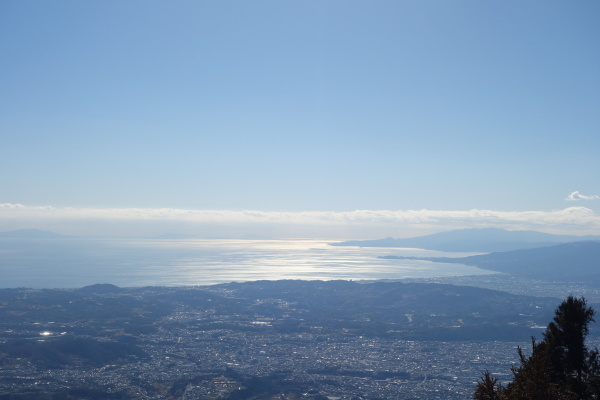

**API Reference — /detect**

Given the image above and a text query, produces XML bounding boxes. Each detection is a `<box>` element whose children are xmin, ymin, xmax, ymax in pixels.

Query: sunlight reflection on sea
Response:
<box><xmin>0</xmin><ymin>238</ymin><xmax>494</xmax><ymax>288</ymax></box>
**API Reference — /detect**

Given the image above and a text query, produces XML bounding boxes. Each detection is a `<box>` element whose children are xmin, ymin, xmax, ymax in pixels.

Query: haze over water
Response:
<box><xmin>0</xmin><ymin>238</ymin><xmax>491</xmax><ymax>289</ymax></box>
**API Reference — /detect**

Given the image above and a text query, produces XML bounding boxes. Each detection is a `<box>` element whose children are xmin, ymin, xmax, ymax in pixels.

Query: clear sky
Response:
<box><xmin>1</xmin><ymin>1</ymin><xmax>600</xmax><ymax>238</ymax></box>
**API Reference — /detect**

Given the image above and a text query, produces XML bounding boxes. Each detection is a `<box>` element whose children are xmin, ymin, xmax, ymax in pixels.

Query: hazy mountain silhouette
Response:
<box><xmin>332</xmin><ymin>228</ymin><xmax>600</xmax><ymax>252</ymax></box>
<box><xmin>152</xmin><ymin>233</ymin><xmax>271</xmax><ymax>240</ymax></box>
<box><xmin>382</xmin><ymin>241</ymin><xmax>600</xmax><ymax>281</ymax></box>
<box><xmin>0</xmin><ymin>229</ymin><xmax>71</xmax><ymax>239</ymax></box>
<box><xmin>152</xmin><ymin>233</ymin><xmax>199</xmax><ymax>239</ymax></box>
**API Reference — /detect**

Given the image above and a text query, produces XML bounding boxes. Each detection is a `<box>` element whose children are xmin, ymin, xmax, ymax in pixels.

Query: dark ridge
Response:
<box><xmin>382</xmin><ymin>241</ymin><xmax>600</xmax><ymax>281</ymax></box>
<box><xmin>331</xmin><ymin>227</ymin><xmax>600</xmax><ymax>252</ymax></box>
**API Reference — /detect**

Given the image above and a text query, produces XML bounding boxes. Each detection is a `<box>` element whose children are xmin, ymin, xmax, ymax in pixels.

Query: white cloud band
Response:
<box><xmin>1</xmin><ymin>203</ymin><xmax>599</xmax><ymax>238</ymax></box>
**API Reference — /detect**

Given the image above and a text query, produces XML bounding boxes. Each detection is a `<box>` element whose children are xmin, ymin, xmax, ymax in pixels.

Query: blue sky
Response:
<box><xmin>2</xmin><ymin>1</ymin><xmax>600</xmax><ymax>238</ymax></box>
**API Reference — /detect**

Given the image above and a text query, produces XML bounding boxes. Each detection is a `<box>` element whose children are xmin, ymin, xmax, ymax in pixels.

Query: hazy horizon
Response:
<box><xmin>2</xmin><ymin>203</ymin><xmax>600</xmax><ymax>240</ymax></box>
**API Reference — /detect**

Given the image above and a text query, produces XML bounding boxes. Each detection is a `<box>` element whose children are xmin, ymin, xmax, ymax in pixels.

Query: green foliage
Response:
<box><xmin>474</xmin><ymin>296</ymin><xmax>600</xmax><ymax>400</ymax></box>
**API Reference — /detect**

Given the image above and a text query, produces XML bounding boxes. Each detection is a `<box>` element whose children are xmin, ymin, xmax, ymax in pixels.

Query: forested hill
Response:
<box><xmin>381</xmin><ymin>241</ymin><xmax>600</xmax><ymax>281</ymax></box>
<box><xmin>331</xmin><ymin>228</ymin><xmax>600</xmax><ymax>252</ymax></box>
<box><xmin>0</xmin><ymin>280</ymin><xmax>561</xmax><ymax>344</ymax></box>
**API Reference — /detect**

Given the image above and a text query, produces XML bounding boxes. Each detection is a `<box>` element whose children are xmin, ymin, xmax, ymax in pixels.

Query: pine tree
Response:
<box><xmin>472</xmin><ymin>371</ymin><xmax>504</xmax><ymax>400</ymax></box>
<box><xmin>473</xmin><ymin>296</ymin><xmax>600</xmax><ymax>400</ymax></box>
<box><xmin>544</xmin><ymin>296</ymin><xmax>595</xmax><ymax>396</ymax></box>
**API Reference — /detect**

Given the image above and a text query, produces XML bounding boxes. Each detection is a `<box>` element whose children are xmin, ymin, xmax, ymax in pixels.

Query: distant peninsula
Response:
<box><xmin>331</xmin><ymin>228</ymin><xmax>600</xmax><ymax>253</ymax></box>
<box><xmin>381</xmin><ymin>241</ymin><xmax>600</xmax><ymax>282</ymax></box>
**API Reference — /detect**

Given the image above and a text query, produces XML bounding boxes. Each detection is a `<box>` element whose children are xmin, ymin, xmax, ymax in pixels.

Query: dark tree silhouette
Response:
<box><xmin>473</xmin><ymin>296</ymin><xmax>600</xmax><ymax>400</ymax></box>
<box><xmin>473</xmin><ymin>371</ymin><xmax>504</xmax><ymax>400</ymax></box>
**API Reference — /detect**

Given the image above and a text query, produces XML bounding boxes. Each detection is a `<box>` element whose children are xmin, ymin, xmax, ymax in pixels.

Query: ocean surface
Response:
<box><xmin>0</xmin><ymin>238</ymin><xmax>493</xmax><ymax>288</ymax></box>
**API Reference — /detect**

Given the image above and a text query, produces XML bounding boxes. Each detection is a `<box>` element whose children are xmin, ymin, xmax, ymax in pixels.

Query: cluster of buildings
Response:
<box><xmin>0</xmin><ymin>285</ymin><xmax>528</xmax><ymax>399</ymax></box>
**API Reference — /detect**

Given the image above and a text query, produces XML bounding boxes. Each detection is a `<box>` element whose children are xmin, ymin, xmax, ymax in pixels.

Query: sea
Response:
<box><xmin>0</xmin><ymin>237</ymin><xmax>493</xmax><ymax>289</ymax></box>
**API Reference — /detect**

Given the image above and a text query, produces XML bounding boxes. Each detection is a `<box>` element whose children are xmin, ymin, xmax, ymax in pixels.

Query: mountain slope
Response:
<box><xmin>382</xmin><ymin>241</ymin><xmax>600</xmax><ymax>281</ymax></box>
<box><xmin>332</xmin><ymin>228</ymin><xmax>600</xmax><ymax>252</ymax></box>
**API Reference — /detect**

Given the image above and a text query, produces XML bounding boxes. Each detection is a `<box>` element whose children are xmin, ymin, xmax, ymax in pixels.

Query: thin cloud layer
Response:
<box><xmin>566</xmin><ymin>191</ymin><xmax>600</xmax><ymax>201</ymax></box>
<box><xmin>1</xmin><ymin>203</ymin><xmax>599</xmax><ymax>238</ymax></box>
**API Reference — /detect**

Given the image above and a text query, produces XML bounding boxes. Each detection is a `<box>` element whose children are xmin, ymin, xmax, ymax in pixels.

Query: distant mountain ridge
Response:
<box><xmin>331</xmin><ymin>228</ymin><xmax>600</xmax><ymax>252</ymax></box>
<box><xmin>381</xmin><ymin>241</ymin><xmax>600</xmax><ymax>282</ymax></box>
<box><xmin>152</xmin><ymin>233</ymin><xmax>272</xmax><ymax>240</ymax></box>
<box><xmin>0</xmin><ymin>229</ymin><xmax>70</xmax><ymax>239</ymax></box>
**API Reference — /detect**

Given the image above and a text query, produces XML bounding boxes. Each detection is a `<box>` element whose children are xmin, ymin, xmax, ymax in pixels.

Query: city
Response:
<box><xmin>0</xmin><ymin>279</ymin><xmax>575</xmax><ymax>399</ymax></box>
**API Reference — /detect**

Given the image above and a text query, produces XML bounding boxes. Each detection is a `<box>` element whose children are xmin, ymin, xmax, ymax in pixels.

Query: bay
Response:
<box><xmin>0</xmin><ymin>238</ymin><xmax>493</xmax><ymax>288</ymax></box>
